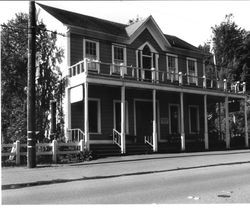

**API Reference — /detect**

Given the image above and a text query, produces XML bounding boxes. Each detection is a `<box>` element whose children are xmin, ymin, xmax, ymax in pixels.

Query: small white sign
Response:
<box><xmin>70</xmin><ymin>85</ymin><xmax>83</xmax><ymax>103</ymax></box>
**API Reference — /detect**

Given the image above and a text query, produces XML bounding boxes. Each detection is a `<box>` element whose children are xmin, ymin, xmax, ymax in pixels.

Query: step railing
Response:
<box><xmin>144</xmin><ymin>135</ymin><xmax>153</xmax><ymax>148</ymax></box>
<box><xmin>67</xmin><ymin>128</ymin><xmax>85</xmax><ymax>143</ymax></box>
<box><xmin>113</xmin><ymin>129</ymin><xmax>121</xmax><ymax>149</ymax></box>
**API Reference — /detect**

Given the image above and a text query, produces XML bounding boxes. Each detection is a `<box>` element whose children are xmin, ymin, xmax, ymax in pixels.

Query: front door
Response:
<box><xmin>136</xmin><ymin>101</ymin><xmax>153</xmax><ymax>143</ymax></box>
<box><xmin>143</xmin><ymin>56</ymin><xmax>152</xmax><ymax>81</ymax></box>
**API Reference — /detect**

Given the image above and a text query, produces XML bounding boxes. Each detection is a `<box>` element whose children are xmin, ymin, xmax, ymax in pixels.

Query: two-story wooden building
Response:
<box><xmin>39</xmin><ymin>3</ymin><xmax>249</xmax><ymax>156</ymax></box>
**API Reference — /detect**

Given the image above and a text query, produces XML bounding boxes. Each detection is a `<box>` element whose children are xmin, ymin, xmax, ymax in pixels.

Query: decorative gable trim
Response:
<box><xmin>126</xmin><ymin>16</ymin><xmax>171</xmax><ymax>51</ymax></box>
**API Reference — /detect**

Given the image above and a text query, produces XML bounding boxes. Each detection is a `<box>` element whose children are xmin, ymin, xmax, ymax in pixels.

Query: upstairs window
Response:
<box><xmin>84</xmin><ymin>39</ymin><xmax>99</xmax><ymax>71</ymax></box>
<box><xmin>112</xmin><ymin>45</ymin><xmax>127</xmax><ymax>74</ymax></box>
<box><xmin>187</xmin><ymin>58</ymin><xmax>198</xmax><ymax>85</ymax></box>
<box><xmin>167</xmin><ymin>54</ymin><xmax>178</xmax><ymax>81</ymax></box>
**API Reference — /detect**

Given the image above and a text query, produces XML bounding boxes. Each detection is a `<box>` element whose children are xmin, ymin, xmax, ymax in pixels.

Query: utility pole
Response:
<box><xmin>27</xmin><ymin>1</ymin><xmax>36</xmax><ymax>168</ymax></box>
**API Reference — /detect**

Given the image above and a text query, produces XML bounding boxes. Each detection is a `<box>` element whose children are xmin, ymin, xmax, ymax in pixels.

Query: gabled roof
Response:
<box><xmin>164</xmin><ymin>34</ymin><xmax>201</xmax><ymax>52</ymax></box>
<box><xmin>37</xmin><ymin>3</ymin><xmax>201</xmax><ymax>52</ymax></box>
<box><xmin>37</xmin><ymin>3</ymin><xmax>128</xmax><ymax>38</ymax></box>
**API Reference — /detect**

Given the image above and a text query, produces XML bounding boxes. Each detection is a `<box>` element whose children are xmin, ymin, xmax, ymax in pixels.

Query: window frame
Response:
<box><xmin>186</xmin><ymin>57</ymin><xmax>198</xmax><ymax>85</ymax></box>
<box><xmin>166</xmin><ymin>53</ymin><xmax>178</xmax><ymax>82</ymax></box>
<box><xmin>188</xmin><ymin>105</ymin><xmax>200</xmax><ymax>134</ymax></box>
<box><xmin>83</xmin><ymin>39</ymin><xmax>100</xmax><ymax>72</ymax></box>
<box><xmin>112</xmin><ymin>44</ymin><xmax>127</xmax><ymax>74</ymax></box>
<box><xmin>169</xmin><ymin>103</ymin><xmax>181</xmax><ymax>134</ymax></box>
<box><xmin>113</xmin><ymin>100</ymin><xmax>129</xmax><ymax>134</ymax></box>
<box><xmin>88</xmin><ymin>98</ymin><xmax>101</xmax><ymax>134</ymax></box>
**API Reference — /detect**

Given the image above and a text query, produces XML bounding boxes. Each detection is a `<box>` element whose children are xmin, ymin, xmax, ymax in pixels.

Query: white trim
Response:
<box><xmin>188</xmin><ymin>105</ymin><xmax>200</xmax><ymax>134</ymax></box>
<box><xmin>133</xmin><ymin>98</ymin><xmax>160</xmax><ymax>138</ymax></box>
<box><xmin>138</xmin><ymin>41</ymin><xmax>157</xmax><ymax>53</ymax></box>
<box><xmin>127</xmin><ymin>16</ymin><xmax>171</xmax><ymax>50</ymax></box>
<box><xmin>113</xmin><ymin>100</ymin><xmax>129</xmax><ymax>134</ymax></box>
<box><xmin>88</xmin><ymin>98</ymin><xmax>101</xmax><ymax>134</ymax></box>
<box><xmin>111</xmin><ymin>44</ymin><xmax>127</xmax><ymax>74</ymax></box>
<box><xmin>67</xmin><ymin>31</ymin><xmax>71</xmax><ymax>69</ymax></box>
<box><xmin>186</xmin><ymin>57</ymin><xmax>198</xmax><ymax>85</ymax></box>
<box><xmin>83</xmin><ymin>38</ymin><xmax>100</xmax><ymax>72</ymax></box>
<box><xmin>166</xmin><ymin>53</ymin><xmax>178</xmax><ymax>81</ymax></box>
<box><xmin>169</xmin><ymin>104</ymin><xmax>180</xmax><ymax>134</ymax></box>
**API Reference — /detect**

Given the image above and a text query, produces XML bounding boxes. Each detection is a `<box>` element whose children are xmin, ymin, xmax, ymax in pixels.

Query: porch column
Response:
<box><xmin>244</xmin><ymin>97</ymin><xmax>249</xmax><ymax>148</ymax></box>
<box><xmin>180</xmin><ymin>92</ymin><xmax>185</xmax><ymax>151</ymax></box>
<box><xmin>121</xmin><ymin>85</ymin><xmax>126</xmax><ymax>154</ymax></box>
<box><xmin>65</xmin><ymin>87</ymin><xmax>71</xmax><ymax>141</ymax></box>
<box><xmin>153</xmin><ymin>89</ymin><xmax>158</xmax><ymax>152</ymax></box>
<box><xmin>204</xmin><ymin>94</ymin><xmax>209</xmax><ymax>150</ymax></box>
<box><xmin>84</xmin><ymin>81</ymin><xmax>89</xmax><ymax>150</ymax></box>
<box><xmin>225</xmin><ymin>96</ymin><xmax>230</xmax><ymax>149</ymax></box>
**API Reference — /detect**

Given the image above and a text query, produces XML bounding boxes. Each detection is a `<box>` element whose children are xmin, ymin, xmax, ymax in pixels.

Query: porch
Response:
<box><xmin>65</xmin><ymin>59</ymin><xmax>249</xmax><ymax>157</ymax></box>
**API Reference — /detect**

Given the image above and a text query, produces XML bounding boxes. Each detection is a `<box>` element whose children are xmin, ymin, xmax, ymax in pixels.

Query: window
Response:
<box><xmin>88</xmin><ymin>99</ymin><xmax>101</xmax><ymax>133</ymax></box>
<box><xmin>112</xmin><ymin>45</ymin><xmax>127</xmax><ymax>74</ymax></box>
<box><xmin>187</xmin><ymin>58</ymin><xmax>198</xmax><ymax>85</ymax></box>
<box><xmin>169</xmin><ymin>104</ymin><xmax>180</xmax><ymax>134</ymax></box>
<box><xmin>167</xmin><ymin>54</ymin><xmax>178</xmax><ymax>81</ymax></box>
<box><xmin>189</xmin><ymin>105</ymin><xmax>199</xmax><ymax>134</ymax></box>
<box><xmin>113</xmin><ymin>100</ymin><xmax>129</xmax><ymax>134</ymax></box>
<box><xmin>84</xmin><ymin>39</ymin><xmax>99</xmax><ymax>71</ymax></box>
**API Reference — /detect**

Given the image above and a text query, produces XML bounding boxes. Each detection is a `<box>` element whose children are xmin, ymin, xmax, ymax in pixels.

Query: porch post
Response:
<box><xmin>121</xmin><ymin>85</ymin><xmax>126</xmax><ymax>154</ymax></box>
<box><xmin>180</xmin><ymin>92</ymin><xmax>185</xmax><ymax>151</ymax></box>
<box><xmin>225</xmin><ymin>96</ymin><xmax>230</xmax><ymax>149</ymax></box>
<box><xmin>244</xmin><ymin>97</ymin><xmax>249</xmax><ymax>148</ymax></box>
<box><xmin>84</xmin><ymin>81</ymin><xmax>89</xmax><ymax>150</ymax></box>
<box><xmin>204</xmin><ymin>94</ymin><xmax>209</xmax><ymax>150</ymax></box>
<box><xmin>152</xmin><ymin>89</ymin><xmax>158</xmax><ymax>152</ymax></box>
<box><xmin>65</xmin><ymin>87</ymin><xmax>71</xmax><ymax>141</ymax></box>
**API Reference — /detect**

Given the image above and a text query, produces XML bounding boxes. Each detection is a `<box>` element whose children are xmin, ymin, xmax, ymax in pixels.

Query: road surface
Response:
<box><xmin>2</xmin><ymin>162</ymin><xmax>250</xmax><ymax>204</ymax></box>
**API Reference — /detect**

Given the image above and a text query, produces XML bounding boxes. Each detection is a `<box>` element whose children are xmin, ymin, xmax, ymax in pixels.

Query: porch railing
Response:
<box><xmin>113</xmin><ymin>129</ymin><xmax>121</xmax><ymax>149</ymax></box>
<box><xmin>144</xmin><ymin>135</ymin><xmax>153</xmax><ymax>148</ymax></box>
<box><xmin>68</xmin><ymin>58</ymin><xmax>246</xmax><ymax>94</ymax></box>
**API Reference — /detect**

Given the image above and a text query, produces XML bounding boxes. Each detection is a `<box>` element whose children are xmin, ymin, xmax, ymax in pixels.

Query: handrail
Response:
<box><xmin>144</xmin><ymin>136</ymin><xmax>153</xmax><ymax>148</ymax></box>
<box><xmin>113</xmin><ymin>129</ymin><xmax>121</xmax><ymax>148</ymax></box>
<box><xmin>68</xmin><ymin>58</ymin><xmax>246</xmax><ymax>94</ymax></box>
<box><xmin>67</xmin><ymin>128</ymin><xmax>85</xmax><ymax>143</ymax></box>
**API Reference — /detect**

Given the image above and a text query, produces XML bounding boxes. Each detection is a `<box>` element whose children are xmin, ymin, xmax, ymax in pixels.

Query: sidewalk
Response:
<box><xmin>2</xmin><ymin>149</ymin><xmax>250</xmax><ymax>189</ymax></box>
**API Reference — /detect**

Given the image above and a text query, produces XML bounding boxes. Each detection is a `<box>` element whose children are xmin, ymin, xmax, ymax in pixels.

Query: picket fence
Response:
<box><xmin>1</xmin><ymin>139</ymin><xmax>85</xmax><ymax>165</ymax></box>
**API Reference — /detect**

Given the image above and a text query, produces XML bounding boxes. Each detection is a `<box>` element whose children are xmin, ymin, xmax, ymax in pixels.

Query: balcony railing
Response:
<box><xmin>68</xmin><ymin>59</ymin><xmax>246</xmax><ymax>94</ymax></box>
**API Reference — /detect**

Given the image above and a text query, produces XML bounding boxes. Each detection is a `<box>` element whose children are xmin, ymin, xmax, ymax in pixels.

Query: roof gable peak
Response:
<box><xmin>126</xmin><ymin>15</ymin><xmax>171</xmax><ymax>51</ymax></box>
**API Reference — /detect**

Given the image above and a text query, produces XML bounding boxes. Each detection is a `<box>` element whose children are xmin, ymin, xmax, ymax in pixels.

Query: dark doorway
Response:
<box><xmin>143</xmin><ymin>56</ymin><xmax>152</xmax><ymax>81</ymax></box>
<box><xmin>136</xmin><ymin>101</ymin><xmax>153</xmax><ymax>143</ymax></box>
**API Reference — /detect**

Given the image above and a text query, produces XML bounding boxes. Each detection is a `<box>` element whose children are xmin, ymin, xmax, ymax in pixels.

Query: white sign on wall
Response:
<box><xmin>70</xmin><ymin>85</ymin><xmax>83</xmax><ymax>103</ymax></box>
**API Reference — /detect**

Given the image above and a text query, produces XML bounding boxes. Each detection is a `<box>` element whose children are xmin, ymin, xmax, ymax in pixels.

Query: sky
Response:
<box><xmin>1</xmin><ymin>1</ymin><xmax>250</xmax><ymax>71</ymax></box>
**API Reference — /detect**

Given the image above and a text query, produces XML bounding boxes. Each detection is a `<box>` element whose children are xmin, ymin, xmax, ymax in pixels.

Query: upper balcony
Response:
<box><xmin>67</xmin><ymin>59</ymin><xmax>246</xmax><ymax>97</ymax></box>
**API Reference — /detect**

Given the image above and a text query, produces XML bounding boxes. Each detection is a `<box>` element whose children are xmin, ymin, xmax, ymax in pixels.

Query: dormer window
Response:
<box><xmin>84</xmin><ymin>39</ymin><xmax>100</xmax><ymax>71</ymax></box>
<box><xmin>112</xmin><ymin>44</ymin><xmax>127</xmax><ymax>74</ymax></box>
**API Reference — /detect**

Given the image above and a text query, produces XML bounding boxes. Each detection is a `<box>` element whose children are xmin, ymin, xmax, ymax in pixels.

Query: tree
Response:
<box><xmin>1</xmin><ymin>13</ymin><xmax>64</xmax><ymax>143</ymax></box>
<box><xmin>211</xmin><ymin>14</ymin><xmax>246</xmax><ymax>81</ymax></box>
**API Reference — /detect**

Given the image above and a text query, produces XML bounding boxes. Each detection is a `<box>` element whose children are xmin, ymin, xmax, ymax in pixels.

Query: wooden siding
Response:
<box><xmin>70</xmin><ymin>33</ymin><xmax>83</xmax><ymax>66</ymax></box>
<box><xmin>130</xmin><ymin>28</ymin><xmax>162</xmax><ymax>52</ymax></box>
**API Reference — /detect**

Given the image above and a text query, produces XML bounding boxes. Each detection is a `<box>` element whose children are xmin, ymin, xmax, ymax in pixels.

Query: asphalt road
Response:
<box><xmin>2</xmin><ymin>162</ymin><xmax>250</xmax><ymax>204</ymax></box>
